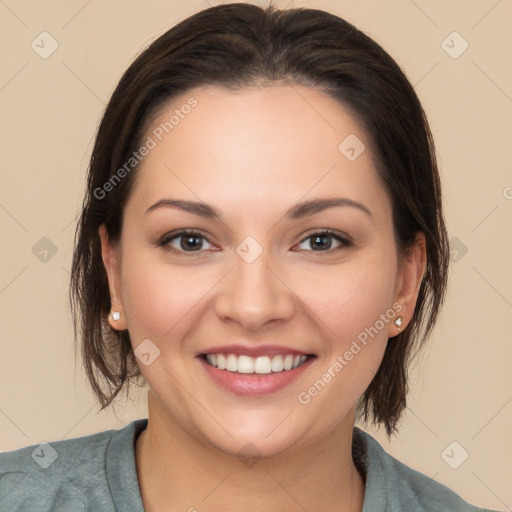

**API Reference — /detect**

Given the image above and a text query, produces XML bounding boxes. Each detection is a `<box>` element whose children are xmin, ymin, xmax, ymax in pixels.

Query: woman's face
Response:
<box><xmin>101</xmin><ymin>84</ymin><xmax>423</xmax><ymax>457</ymax></box>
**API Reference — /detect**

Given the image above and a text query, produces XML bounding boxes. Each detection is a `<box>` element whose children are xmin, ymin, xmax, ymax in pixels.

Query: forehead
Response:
<box><xmin>128</xmin><ymin>84</ymin><xmax>388</xmax><ymax>218</ymax></box>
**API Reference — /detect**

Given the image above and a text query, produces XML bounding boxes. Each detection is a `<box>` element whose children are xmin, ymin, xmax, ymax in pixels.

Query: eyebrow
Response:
<box><xmin>145</xmin><ymin>197</ymin><xmax>372</xmax><ymax>220</ymax></box>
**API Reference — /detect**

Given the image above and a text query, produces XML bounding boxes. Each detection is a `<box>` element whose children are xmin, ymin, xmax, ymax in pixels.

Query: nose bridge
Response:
<box><xmin>215</xmin><ymin>239</ymin><xmax>295</xmax><ymax>329</ymax></box>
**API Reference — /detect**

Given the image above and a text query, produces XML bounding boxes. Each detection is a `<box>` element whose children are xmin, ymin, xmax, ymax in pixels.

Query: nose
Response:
<box><xmin>214</xmin><ymin>248</ymin><xmax>295</xmax><ymax>331</ymax></box>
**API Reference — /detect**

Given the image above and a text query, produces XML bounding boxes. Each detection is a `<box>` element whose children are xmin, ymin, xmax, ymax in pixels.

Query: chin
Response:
<box><xmin>190</xmin><ymin>401</ymin><xmax>349</xmax><ymax>462</ymax></box>
<box><xmin>207</xmin><ymin>426</ymin><xmax>308</xmax><ymax>461</ymax></box>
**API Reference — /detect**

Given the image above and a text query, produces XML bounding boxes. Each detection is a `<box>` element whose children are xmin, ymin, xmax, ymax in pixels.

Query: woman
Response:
<box><xmin>0</xmin><ymin>3</ymin><xmax>499</xmax><ymax>511</ymax></box>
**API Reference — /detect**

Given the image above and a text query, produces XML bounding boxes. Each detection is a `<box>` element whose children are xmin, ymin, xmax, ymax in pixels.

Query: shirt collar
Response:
<box><xmin>106</xmin><ymin>418</ymin><xmax>148</xmax><ymax>512</ymax></box>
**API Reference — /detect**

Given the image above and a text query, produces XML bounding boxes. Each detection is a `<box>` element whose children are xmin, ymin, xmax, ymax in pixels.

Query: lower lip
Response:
<box><xmin>199</xmin><ymin>357</ymin><xmax>315</xmax><ymax>396</ymax></box>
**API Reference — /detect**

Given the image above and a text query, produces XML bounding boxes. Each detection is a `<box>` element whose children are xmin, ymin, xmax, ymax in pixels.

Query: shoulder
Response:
<box><xmin>354</xmin><ymin>427</ymin><xmax>498</xmax><ymax>512</ymax></box>
<box><xmin>0</xmin><ymin>419</ymin><xmax>147</xmax><ymax>512</ymax></box>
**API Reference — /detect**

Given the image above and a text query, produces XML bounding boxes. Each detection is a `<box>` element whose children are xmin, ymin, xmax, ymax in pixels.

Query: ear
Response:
<box><xmin>98</xmin><ymin>224</ymin><xmax>127</xmax><ymax>331</ymax></box>
<box><xmin>390</xmin><ymin>231</ymin><xmax>427</xmax><ymax>337</ymax></box>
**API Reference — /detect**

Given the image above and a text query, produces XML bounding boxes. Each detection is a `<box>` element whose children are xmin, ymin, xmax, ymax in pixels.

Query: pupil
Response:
<box><xmin>311</xmin><ymin>235</ymin><xmax>331</xmax><ymax>250</ymax></box>
<box><xmin>182</xmin><ymin>235</ymin><xmax>202</xmax><ymax>251</ymax></box>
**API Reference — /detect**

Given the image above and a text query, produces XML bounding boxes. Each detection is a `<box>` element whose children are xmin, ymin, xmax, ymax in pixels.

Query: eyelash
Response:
<box><xmin>158</xmin><ymin>229</ymin><xmax>352</xmax><ymax>255</ymax></box>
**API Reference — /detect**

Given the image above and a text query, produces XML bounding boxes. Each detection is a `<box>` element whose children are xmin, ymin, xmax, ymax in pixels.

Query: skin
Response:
<box><xmin>99</xmin><ymin>84</ymin><xmax>426</xmax><ymax>511</ymax></box>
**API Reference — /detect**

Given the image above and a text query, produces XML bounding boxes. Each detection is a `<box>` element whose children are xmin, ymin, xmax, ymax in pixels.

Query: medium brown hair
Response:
<box><xmin>70</xmin><ymin>3</ymin><xmax>449</xmax><ymax>436</ymax></box>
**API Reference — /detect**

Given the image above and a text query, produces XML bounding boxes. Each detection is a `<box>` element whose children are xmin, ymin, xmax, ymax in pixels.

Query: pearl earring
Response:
<box><xmin>394</xmin><ymin>316</ymin><xmax>403</xmax><ymax>331</ymax></box>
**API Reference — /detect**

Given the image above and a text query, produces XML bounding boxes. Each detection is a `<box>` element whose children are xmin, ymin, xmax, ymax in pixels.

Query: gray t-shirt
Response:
<box><xmin>0</xmin><ymin>419</ymin><xmax>497</xmax><ymax>511</ymax></box>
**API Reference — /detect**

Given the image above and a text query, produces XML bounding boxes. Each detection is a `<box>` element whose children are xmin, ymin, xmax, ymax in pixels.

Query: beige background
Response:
<box><xmin>1</xmin><ymin>0</ymin><xmax>511</xmax><ymax>510</ymax></box>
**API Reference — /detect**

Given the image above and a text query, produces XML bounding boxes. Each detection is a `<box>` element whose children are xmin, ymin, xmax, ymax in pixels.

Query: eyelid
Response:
<box><xmin>298</xmin><ymin>228</ymin><xmax>352</xmax><ymax>244</ymax></box>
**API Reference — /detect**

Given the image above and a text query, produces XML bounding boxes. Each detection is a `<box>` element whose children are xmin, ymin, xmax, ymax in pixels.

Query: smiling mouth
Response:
<box><xmin>202</xmin><ymin>353</ymin><xmax>315</xmax><ymax>375</ymax></box>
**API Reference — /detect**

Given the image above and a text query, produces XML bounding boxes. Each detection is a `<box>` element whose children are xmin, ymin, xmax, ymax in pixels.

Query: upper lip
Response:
<box><xmin>198</xmin><ymin>344</ymin><xmax>314</xmax><ymax>358</ymax></box>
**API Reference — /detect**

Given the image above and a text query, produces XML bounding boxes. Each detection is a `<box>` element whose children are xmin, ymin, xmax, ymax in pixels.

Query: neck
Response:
<box><xmin>136</xmin><ymin>392</ymin><xmax>365</xmax><ymax>512</ymax></box>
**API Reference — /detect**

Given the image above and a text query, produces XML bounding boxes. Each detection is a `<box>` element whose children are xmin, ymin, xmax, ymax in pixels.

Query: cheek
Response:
<box><xmin>120</xmin><ymin>249</ymin><xmax>211</xmax><ymax>347</ymax></box>
<box><xmin>299</xmin><ymin>249</ymin><xmax>398</xmax><ymax>348</ymax></box>
<box><xmin>292</xmin><ymin>248</ymin><xmax>397</xmax><ymax>416</ymax></box>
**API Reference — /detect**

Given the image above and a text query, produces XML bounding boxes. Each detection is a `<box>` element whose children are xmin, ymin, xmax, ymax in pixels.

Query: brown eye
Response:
<box><xmin>297</xmin><ymin>230</ymin><xmax>352</xmax><ymax>252</ymax></box>
<box><xmin>159</xmin><ymin>230</ymin><xmax>213</xmax><ymax>253</ymax></box>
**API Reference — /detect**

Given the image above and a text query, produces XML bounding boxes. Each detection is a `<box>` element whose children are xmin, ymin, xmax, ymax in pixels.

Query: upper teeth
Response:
<box><xmin>205</xmin><ymin>354</ymin><xmax>308</xmax><ymax>374</ymax></box>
